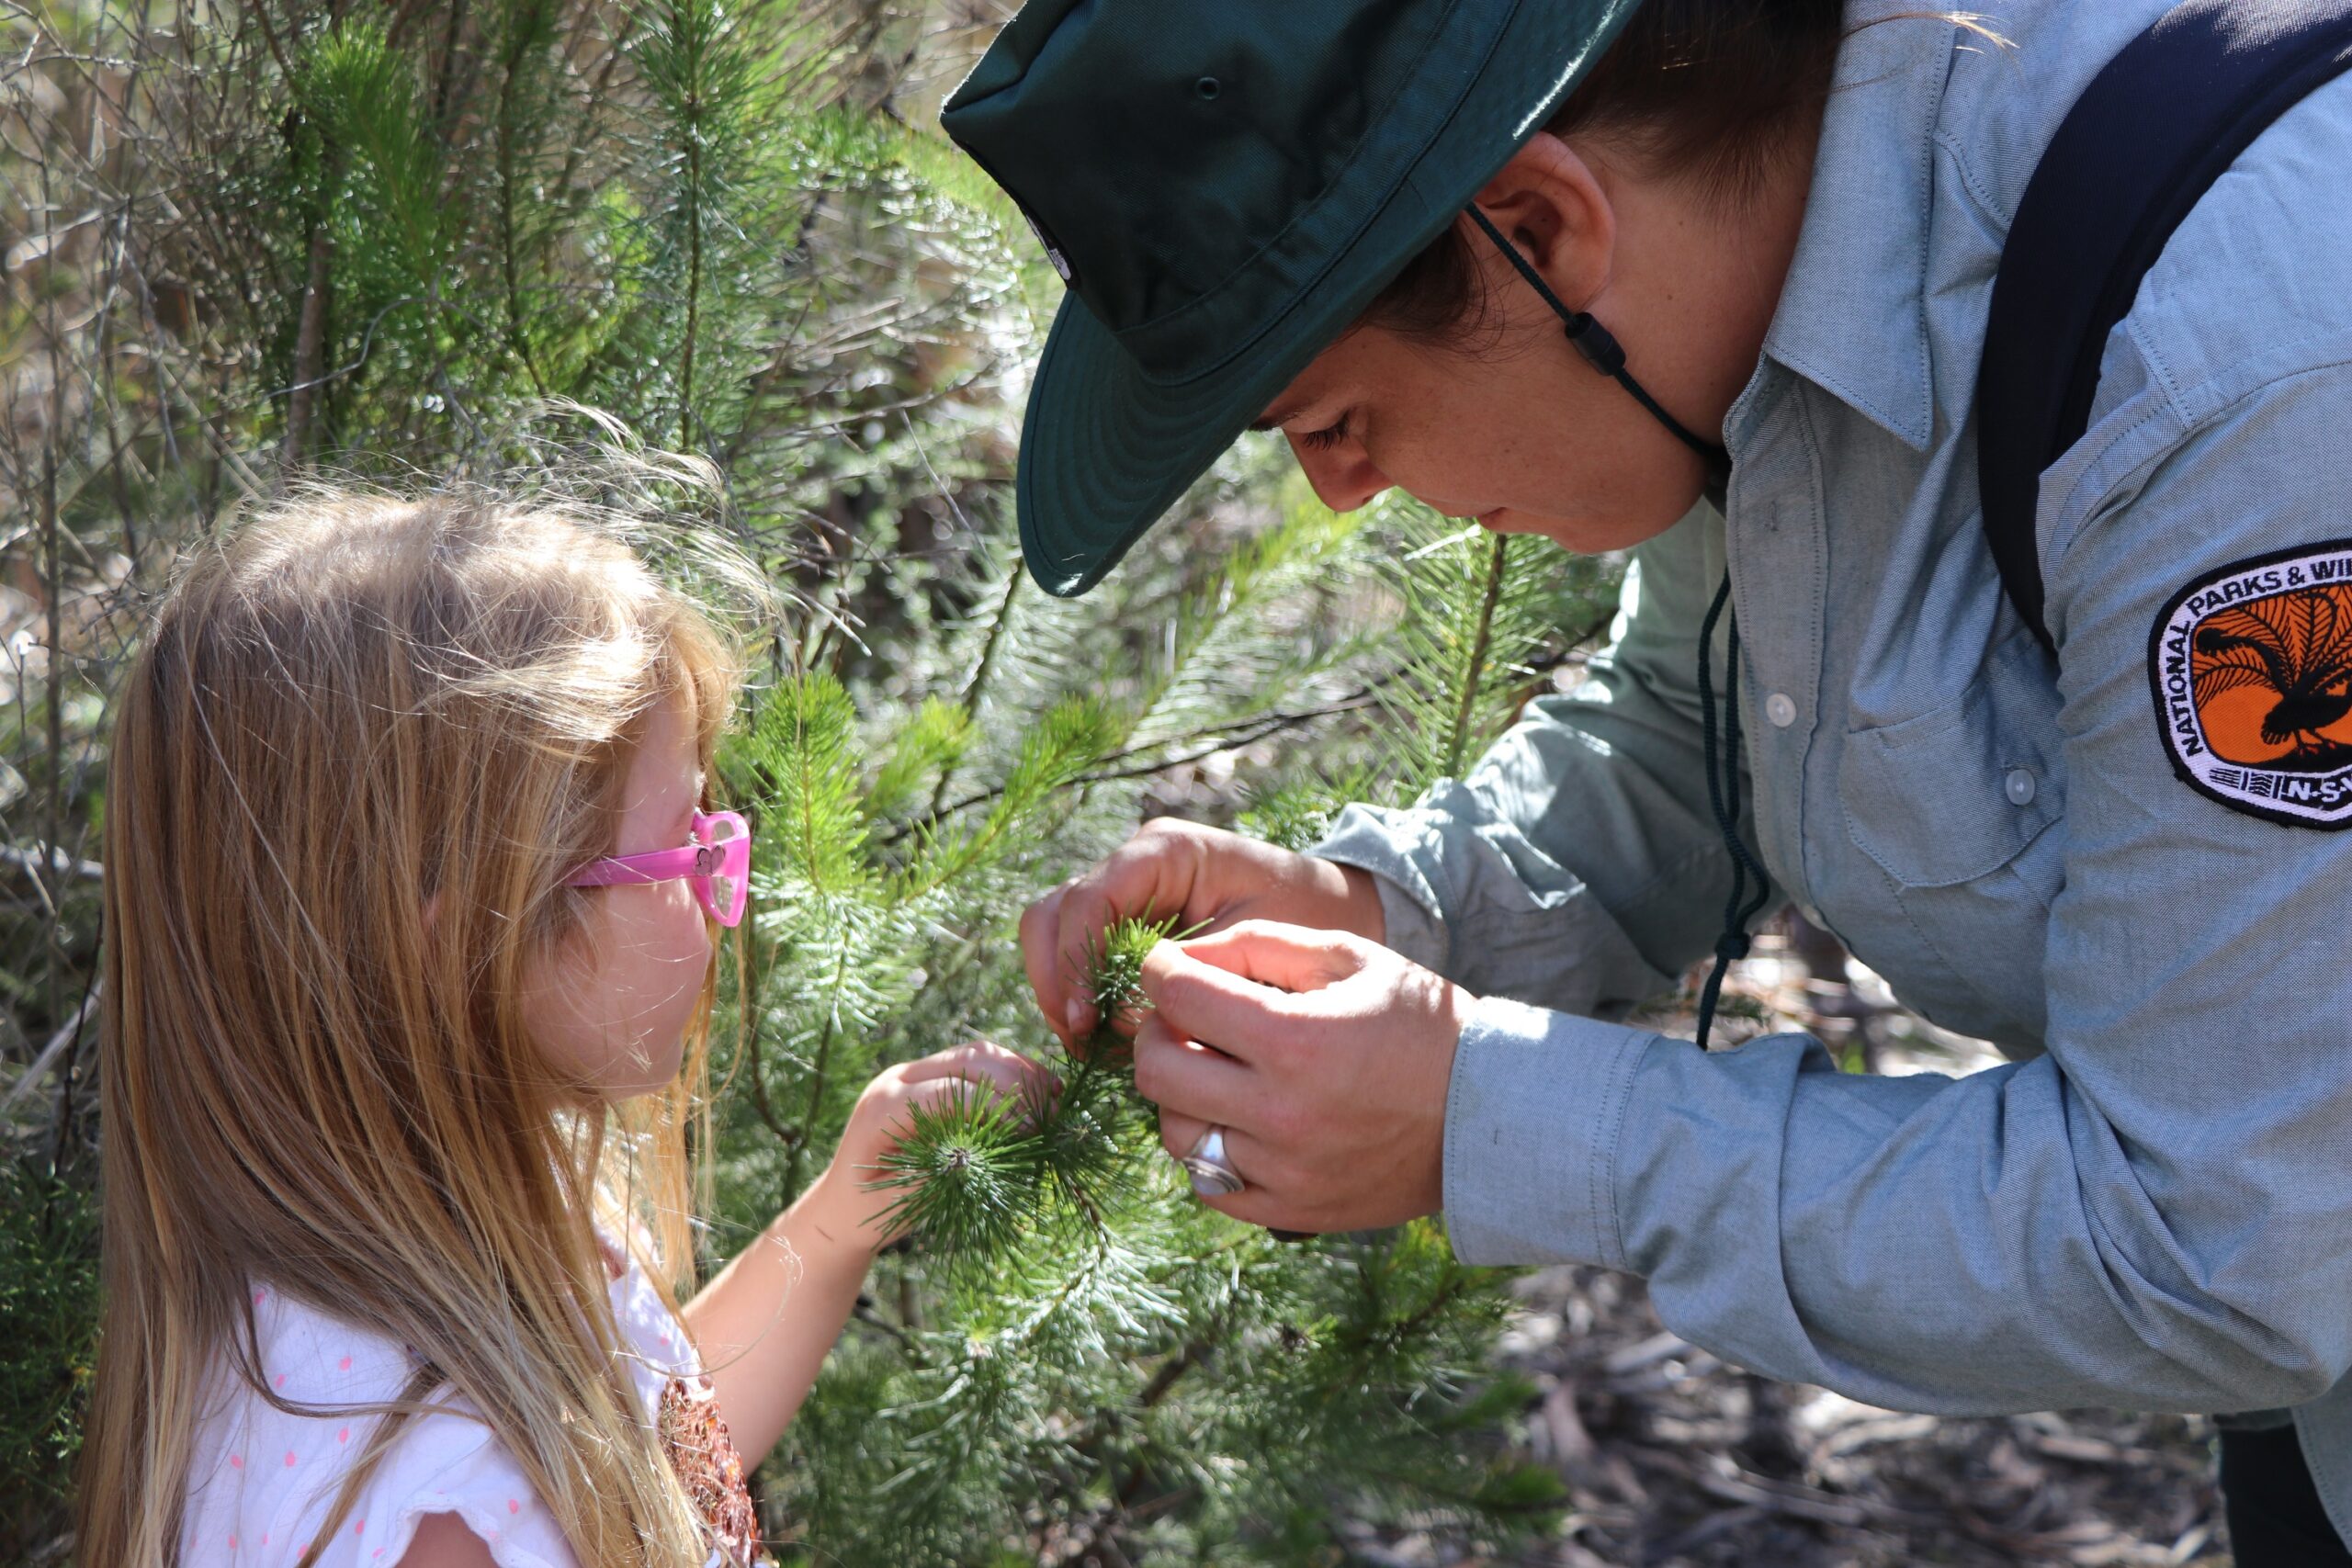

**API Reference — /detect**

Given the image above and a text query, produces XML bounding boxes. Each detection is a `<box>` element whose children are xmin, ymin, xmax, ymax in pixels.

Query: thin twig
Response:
<box><xmin>280</xmin><ymin>220</ymin><xmax>332</xmax><ymax>477</ymax></box>
<box><xmin>922</xmin><ymin>557</ymin><xmax>1019</xmax><ymax>818</ymax></box>
<box><xmin>850</xmin><ymin>1294</ymin><xmax>929</xmax><ymax>1364</ymax></box>
<box><xmin>888</xmin><ymin>614</ymin><xmax>1611</xmax><ymax>846</ymax></box>
<box><xmin>1443</xmin><ymin>533</ymin><xmax>1510</xmax><ymax>780</ymax></box>
<box><xmin>45</xmin><ymin>960</ymin><xmax>98</xmax><ymax>1173</ymax></box>
<box><xmin>493</xmin><ymin>2</ymin><xmax>551</xmax><ymax>396</ymax></box>
<box><xmin>0</xmin><ymin>842</ymin><xmax>104</xmax><ymax>885</ymax></box>
<box><xmin>781</xmin><ymin>943</ymin><xmax>852</xmax><ymax>1206</ymax></box>
<box><xmin>1</xmin><ymin>981</ymin><xmax>97</xmax><ymax>1119</ymax></box>
<box><xmin>40</xmin><ymin>144</ymin><xmax>69</xmax><ymax>1113</ymax></box>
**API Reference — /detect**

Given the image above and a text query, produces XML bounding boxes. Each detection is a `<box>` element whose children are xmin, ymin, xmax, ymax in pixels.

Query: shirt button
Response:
<box><xmin>2005</xmin><ymin>768</ymin><xmax>2038</xmax><ymax>807</ymax></box>
<box><xmin>1765</xmin><ymin>693</ymin><xmax>1798</xmax><ymax>728</ymax></box>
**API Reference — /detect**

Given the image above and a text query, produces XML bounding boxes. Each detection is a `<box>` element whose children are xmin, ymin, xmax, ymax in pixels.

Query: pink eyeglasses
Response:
<box><xmin>563</xmin><ymin>809</ymin><xmax>752</xmax><ymax>927</ymax></box>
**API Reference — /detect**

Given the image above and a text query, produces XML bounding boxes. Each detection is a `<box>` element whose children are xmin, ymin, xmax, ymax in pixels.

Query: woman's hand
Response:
<box><xmin>806</xmin><ymin>1042</ymin><xmax>1059</xmax><ymax>1253</ymax></box>
<box><xmin>1021</xmin><ymin>818</ymin><xmax>1386</xmax><ymax>1044</ymax></box>
<box><xmin>1133</xmin><ymin>920</ymin><xmax>1473</xmax><ymax>1235</ymax></box>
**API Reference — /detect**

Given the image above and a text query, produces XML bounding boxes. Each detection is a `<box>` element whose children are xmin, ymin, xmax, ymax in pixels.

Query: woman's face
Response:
<box><xmin>1257</xmin><ymin>309</ymin><xmax>1711</xmax><ymax>554</ymax></box>
<box><xmin>1255</xmin><ymin>132</ymin><xmax>1804</xmax><ymax>552</ymax></box>
<box><xmin>520</xmin><ymin>689</ymin><xmax>713</xmax><ymax>1101</ymax></box>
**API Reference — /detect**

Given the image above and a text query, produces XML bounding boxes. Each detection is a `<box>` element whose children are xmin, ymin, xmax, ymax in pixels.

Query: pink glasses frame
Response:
<box><xmin>563</xmin><ymin>809</ymin><xmax>752</xmax><ymax>927</ymax></box>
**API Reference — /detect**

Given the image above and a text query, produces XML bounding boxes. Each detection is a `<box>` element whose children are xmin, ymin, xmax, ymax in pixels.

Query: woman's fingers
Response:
<box><xmin>1018</xmin><ymin>884</ymin><xmax>1075</xmax><ymax>1042</ymax></box>
<box><xmin>1158</xmin><ymin>1107</ymin><xmax>1212</xmax><ymax>1165</ymax></box>
<box><xmin>1172</xmin><ymin>919</ymin><xmax>1369</xmax><ymax>993</ymax></box>
<box><xmin>1021</xmin><ymin>830</ymin><xmax>1188</xmax><ymax>1042</ymax></box>
<box><xmin>1022</xmin><ymin>822</ymin><xmax>1358</xmax><ymax>1052</ymax></box>
<box><xmin>1162</xmin><ymin>1122</ymin><xmax>1292</xmax><ymax>1227</ymax></box>
<box><xmin>1138</xmin><ymin>945</ymin><xmax>1287</xmax><ymax>1066</ymax></box>
<box><xmin>1131</xmin><ymin>1012</ymin><xmax>1260</xmax><ymax>1131</ymax></box>
<box><xmin>1137</xmin><ymin>922</ymin><xmax>1367</xmax><ymax>1065</ymax></box>
<box><xmin>1143</xmin><ymin>934</ymin><xmax>1466</xmax><ymax>1234</ymax></box>
<box><xmin>1049</xmin><ymin>829</ymin><xmax>1195</xmax><ymax>1037</ymax></box>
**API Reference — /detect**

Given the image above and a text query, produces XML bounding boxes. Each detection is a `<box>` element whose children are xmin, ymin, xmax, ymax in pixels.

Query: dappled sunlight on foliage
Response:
<box><xmin>0</xmin><ymin>1</ymin><xmax>1623</xmax><ymax>1562</ymax></box>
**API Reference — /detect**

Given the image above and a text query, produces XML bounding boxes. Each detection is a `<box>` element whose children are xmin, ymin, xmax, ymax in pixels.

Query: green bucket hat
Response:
<box><xmin>941</xmin><ymin>0</ymin><xmax>1646</xmax><ymax>598</ymax></box>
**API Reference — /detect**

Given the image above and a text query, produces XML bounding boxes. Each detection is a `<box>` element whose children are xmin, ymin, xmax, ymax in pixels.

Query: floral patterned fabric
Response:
<box><xmin>657</xmin><ymin>1371</ymin><xmax>770</xmax><ymax>1567</ymax></box>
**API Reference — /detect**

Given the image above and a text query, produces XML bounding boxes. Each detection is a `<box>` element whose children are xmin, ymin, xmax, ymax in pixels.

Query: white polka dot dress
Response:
<box><xmin>177</xmin><ymin>1235</ymin><xmax>731</xmax><ymax>1566</ymax></box>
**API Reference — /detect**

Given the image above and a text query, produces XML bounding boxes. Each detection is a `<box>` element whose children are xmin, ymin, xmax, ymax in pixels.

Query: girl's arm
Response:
<box><xmin>682</xmin><ymin>1041</ymin><xmax>1052</xmax><ymax>1468</ymax></box>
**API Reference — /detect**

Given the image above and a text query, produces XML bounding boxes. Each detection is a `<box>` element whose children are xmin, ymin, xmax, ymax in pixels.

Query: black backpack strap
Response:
<box><xmin>1976</xmin><ymin>0</ymin><xmax>2352</xmax><ymax>658</ymax></box>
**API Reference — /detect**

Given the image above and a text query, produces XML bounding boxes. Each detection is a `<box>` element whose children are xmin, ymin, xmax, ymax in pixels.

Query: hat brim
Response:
<box><xmin>1014</xmin><ymin>0</ymin><xmax>1645</xmax><ymax>598</ymax></box>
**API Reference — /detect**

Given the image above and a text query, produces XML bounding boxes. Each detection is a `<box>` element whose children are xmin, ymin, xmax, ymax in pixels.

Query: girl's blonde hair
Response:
<box><xmin>75</xmin><ymin>460</ymin><xmax>768</xmax><ymax>1565</ymax></box>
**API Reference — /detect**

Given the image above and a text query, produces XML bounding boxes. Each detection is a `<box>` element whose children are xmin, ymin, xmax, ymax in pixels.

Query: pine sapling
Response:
<box><xmin>865</xmin><ymin>916</ymin><xmax>1188</xmax><ymax>1263</ymax></box>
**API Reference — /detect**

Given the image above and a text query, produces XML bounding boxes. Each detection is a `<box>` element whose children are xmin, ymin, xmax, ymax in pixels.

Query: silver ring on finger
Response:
<box><xmin>1181</xmin><ymin>1125</ymin><xmax>1247</xmax><ymax>1197</ymax></box>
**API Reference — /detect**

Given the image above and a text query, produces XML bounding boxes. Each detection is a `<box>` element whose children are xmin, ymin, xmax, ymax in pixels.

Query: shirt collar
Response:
<box><xmin>1758</xmin><ymin>10</ymin><xmax>1961</xmax><ymax>453</ymax></box>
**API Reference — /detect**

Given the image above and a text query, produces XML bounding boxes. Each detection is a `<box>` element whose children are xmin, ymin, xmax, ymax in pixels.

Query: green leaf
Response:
<box><xmin>901</xmin><ymin>695</ymin><xmax>1116</xmax><ymax>893</ymax></box>
<box><xmin>298</xmin><ymin>24</ymin><xmax>451</xmax><ymax>283</ymax></box>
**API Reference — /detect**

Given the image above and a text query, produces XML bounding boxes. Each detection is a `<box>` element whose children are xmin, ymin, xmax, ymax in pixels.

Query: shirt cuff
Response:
<box><xmin>1442</xmin><ymin>994</ymin><xmax>1658</xmax><ymax>1269</ymax></box>
<box><xmin>1308</xmin><ymin>804</ymin><xmax>1451</xmax><ymax>973</ymax></box>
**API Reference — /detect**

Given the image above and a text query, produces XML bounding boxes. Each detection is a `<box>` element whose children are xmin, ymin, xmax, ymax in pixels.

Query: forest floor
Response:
<box><xmin>1344</xmin><ymin>919</ymin><xmax>2229</xmax><ymax>1568</ymax></box>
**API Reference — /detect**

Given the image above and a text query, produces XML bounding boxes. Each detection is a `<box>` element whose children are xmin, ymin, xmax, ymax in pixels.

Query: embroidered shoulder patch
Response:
<box><xmin>2150</xmin><ymin>540</ymin><xmax>2352</xmax><ymax>829</ymax></box>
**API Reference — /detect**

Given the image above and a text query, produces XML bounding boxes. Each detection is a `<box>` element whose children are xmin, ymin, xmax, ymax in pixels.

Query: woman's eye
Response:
<box><xmin>1298</xmin><ymin>414</ymin><xmax>1351</xmax><ymax>452</ymax></box>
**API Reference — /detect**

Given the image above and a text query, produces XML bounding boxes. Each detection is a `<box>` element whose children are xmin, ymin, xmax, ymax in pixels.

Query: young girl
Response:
<box><xmin>74</xmin><ymin>480</ymin><xmax>1052</xmax><ymax>1566</ymax></box>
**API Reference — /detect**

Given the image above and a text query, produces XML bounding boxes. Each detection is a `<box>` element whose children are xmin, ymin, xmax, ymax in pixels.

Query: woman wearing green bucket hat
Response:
<box><xmin>948</xmin><ymin>2</ymin><xmax>2352</xmax><ymax>1557</ymax></box>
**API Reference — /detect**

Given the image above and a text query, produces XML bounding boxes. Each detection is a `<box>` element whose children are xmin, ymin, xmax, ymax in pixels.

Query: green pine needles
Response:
<box><xmin>0</xmin><ymin>0</ymin><xmax>1632</xmax><ymax>1551</ymax></box>
<box><xmin>864</xmin><ymin>917</ymin><xmax>1180</xmax><ymax>1262</ymax></box>
<box><xmin>1076</xmin><ymin>914</ymin><xmax>1172</xmax><ymax>1041</ymax></box>
<box><xmin>0</xmin><ymin>1158</ymin><xmax>99</xmax><ymax>1545</ymax></box>
<box><xmin>1369</xmin><ymin>495</ymin><xmax>1621</xmax><ymax>796</ymax></box>
<box><xmin>721</xmin><ymin>476</ymin><xmax>1620</xmax><ymax>1562</ymax></box>
<box><xmin>865</xmin><ymin>1080</ymin><xmax>1043</xmax><ymax>1260</ymax></box>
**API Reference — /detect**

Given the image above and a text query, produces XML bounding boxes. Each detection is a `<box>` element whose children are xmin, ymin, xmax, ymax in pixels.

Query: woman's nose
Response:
<box><xmin>1286</xmin><ymin>433</ymin><xmax>1392</xmax><ymax>514</ymax></box>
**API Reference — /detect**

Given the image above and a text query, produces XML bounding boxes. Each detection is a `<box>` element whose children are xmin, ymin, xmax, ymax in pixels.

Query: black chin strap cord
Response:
<box><xmin>1694</xmin><ymin>571</ymin><xmax>1774</xmax><ymax>1051</ymax></box>
<box><xmin>1464</xmin><ymin>206</ymin><xmax>1733</xmax><ymax>490</ymax></box>
<box><xmin>1464</xmin><ymin>205</ymin><xmax>1761</xmax><ymax>1049</ymax></box>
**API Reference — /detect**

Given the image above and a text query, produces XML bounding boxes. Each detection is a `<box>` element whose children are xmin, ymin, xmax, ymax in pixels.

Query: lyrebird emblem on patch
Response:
<box><xmin>2151</xmin><ymin>541</ymin><xmax>2352</xmax><ymax>829</ymax></box>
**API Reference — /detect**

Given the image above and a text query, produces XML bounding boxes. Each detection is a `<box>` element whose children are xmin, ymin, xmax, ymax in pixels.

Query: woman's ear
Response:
<box><xmin>1470</xmin><ymin>131</ymin><xmax>1618</xmax><ymax>311</ymax></box>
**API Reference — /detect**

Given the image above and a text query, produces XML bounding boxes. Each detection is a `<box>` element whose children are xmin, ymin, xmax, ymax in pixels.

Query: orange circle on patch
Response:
<box><xmin>2188</xmin><ymin>581</ymin><xmax>2352</xmax><ymax>768</ymax></box>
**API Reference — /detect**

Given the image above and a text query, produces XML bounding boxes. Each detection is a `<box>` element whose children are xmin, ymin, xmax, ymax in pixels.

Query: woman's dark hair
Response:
<box><xmin>1366</xmin><ymin>0</ymin><xmax>1849</xmax><ymax>342</ymax></box>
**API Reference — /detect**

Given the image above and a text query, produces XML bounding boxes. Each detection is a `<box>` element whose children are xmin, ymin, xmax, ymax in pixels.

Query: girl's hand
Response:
<box><xmin>1020</xmin><ymin>818</ymin><xmax>1385</xmax><ymax>1046</ymax></box>
<box><xmin>688</xmin><ymin>1041</ymin><xmax>1058</xmax><ymax>1467</ymax></box>
<box><xmin>804</xmin><ymin>1042</ymin><xmax>1058</xmax><ymax>1254</ymax></box>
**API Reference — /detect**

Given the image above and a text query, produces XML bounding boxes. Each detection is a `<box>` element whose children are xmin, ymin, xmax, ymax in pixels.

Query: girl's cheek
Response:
<box><xmin>621</xmin><ymin>876</ymin><xmax>702</xmax><ymax>938</ymax></box>
<box><xmin>630</xmin><ymin>891</ymin><xmax>712</xmax><ymax>1005</ymax></box>
<box><xmin>672</xmin><ymin>879</ymin><xmax>716</xmax><ymax>954</ymax></box>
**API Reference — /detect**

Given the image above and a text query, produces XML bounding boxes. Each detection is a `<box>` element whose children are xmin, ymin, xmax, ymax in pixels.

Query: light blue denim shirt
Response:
<box><xmin>1310</xmin><ymin>0</ymin><xmax>2352</xmax><ymax>1539</ymax></box>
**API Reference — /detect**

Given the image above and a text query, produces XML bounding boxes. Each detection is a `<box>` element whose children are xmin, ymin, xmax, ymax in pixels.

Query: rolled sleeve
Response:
<box><xmin>1311</xmin><ymin>798</ymin><xmax>1674</xmax><ymax>1016</ymax></box>
<box><xmin>1308</xmin><ymin>803</ymin><xmax>1451</xmax><ymax>975</ymax></box>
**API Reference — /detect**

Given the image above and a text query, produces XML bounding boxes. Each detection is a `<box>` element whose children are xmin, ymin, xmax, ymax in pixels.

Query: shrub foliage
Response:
<box><xmin>0</xmin><ymin>0</ymin><xmax>1622</xmax><ymax>1560</ymax></box>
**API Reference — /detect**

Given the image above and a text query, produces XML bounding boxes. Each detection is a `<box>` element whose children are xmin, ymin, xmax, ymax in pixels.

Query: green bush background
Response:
<box><xmin>0</xmin><ymin>1</ymin><xmax>1622</xmax><ymax>1561</ymax></box>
